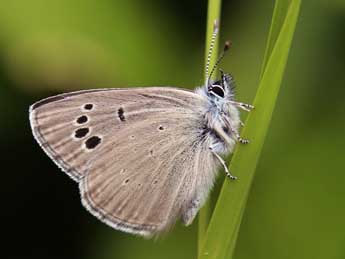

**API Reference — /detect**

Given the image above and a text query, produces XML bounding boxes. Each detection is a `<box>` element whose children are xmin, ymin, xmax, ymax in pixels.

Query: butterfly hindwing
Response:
<box><xmin>81</xmin><ymin>116</ymin><xmax>200</xmax><ymax>236</ymax></box>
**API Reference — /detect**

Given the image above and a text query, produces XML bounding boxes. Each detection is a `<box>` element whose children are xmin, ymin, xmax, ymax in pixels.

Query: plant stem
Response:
<box><xmin>198</xmin><ymin>0</ymin><xmax>222</xmax><ymax>257</ymax></box>
<box><xmin>199</xmin><ymin>0</ymin><xmax>301</xmax><ymax>258</ymax></box>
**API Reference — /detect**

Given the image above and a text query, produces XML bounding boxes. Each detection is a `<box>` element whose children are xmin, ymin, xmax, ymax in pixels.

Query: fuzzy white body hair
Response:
<box><xmin>180</xmin><ymin>83</ymin><xmax>242</xmax><ymax>225</ymax></box>
<box><xmin>195</xmin><ymin>85</ymin><xmax>241</xmax><ymax>154</ymax></box>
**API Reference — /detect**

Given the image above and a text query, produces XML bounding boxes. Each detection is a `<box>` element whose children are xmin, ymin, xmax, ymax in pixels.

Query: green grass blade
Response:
<box><xmin>260</xmin><ymin>0</ymin><xmax>292</xmax><ymax>78</ymax></box>
<box><xmin>199</xmin><ymin>0</ymin><xmax>301</xmax><ymax>259</ymax></box>
<box><xmin>198</xmin><ymin>0</ymin><xmax>222</xmax><ymax>257</ymax></box>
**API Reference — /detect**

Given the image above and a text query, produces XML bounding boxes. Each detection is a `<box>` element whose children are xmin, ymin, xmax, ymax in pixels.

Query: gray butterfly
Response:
<box><xmin>29</xmin><ymin>26</ymin><xmax>253</xmax><ymax>237</ymax></box>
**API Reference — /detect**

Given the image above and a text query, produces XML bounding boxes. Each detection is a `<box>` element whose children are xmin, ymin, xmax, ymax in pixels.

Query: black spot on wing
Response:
<box><xmin>76</xmin><ymin>115</ymin><xmax>88</xmax><ymax>124</ymax></box>
<box><xmin>84</xmin><ymin>104</ymin><xmax>93</xmax><ymax>110</ymax></box>
<box><xmin>75</xmin><ymin>128</ymin><xmax>89</xmax><ymax>138</ymax></box>
<box><xmin>30</xmin><ymin>89</ymin><xmax>106</xmax><ymax>110</ymax></box>
<box><xmin>85</xmin><ymin>136</ymin><xmax>101</xmax><ymax>149</ymax></box>
<box><xmin>118</xmin><ymin>107</ymin><xmax>126</xmax><ymax>121</ymax></box>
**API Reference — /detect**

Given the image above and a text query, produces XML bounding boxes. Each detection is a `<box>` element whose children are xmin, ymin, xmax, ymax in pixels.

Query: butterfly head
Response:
<box><xmin>204</xmin><ymin>36</ymin><xmax>234</xmax><ymax>102</ymax></box>
<box><xmin>207</xmin><ymin>70</ymin><xmax>235</xmax><ymax>102</ymax></box>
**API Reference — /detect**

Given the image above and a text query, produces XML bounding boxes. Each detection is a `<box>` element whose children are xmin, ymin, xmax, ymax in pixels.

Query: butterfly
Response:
<box><xmin>29</xmin><ymin>24</ymin><xmax>253</xmax><ymax>237</ymax></box>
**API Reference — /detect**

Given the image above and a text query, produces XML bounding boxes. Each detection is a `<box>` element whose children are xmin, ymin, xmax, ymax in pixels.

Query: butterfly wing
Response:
<box><xmin>29</xmin><ymin>87</ymin><xmax>195</xmax><ymax>181</ymax></box>
<box><xmin>30</xmin><ymin>87</ymin><xmax>218</xmax><ymax>236</ymax></box>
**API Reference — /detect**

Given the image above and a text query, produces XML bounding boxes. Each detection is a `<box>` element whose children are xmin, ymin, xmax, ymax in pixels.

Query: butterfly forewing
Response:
<box><xmin>30</xmin><ymin>87</ymin><xmax>218</xmax><ymax>236</ymax></box>
<box><xmin>30</xmin><ymin>88</ymin><xmax>197</xmax><ymax>180</ymax></box>
<box><xmin>30</xmin><ymin>89</ymin><xmax>107</xmax><ymax>181</ymax></box>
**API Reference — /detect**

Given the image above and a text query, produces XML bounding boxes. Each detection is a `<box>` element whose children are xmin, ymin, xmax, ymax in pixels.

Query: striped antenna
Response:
<box><xmin>207</xmin><ymin>40</ymin><xmax>232</xmax><ymax>87</ymax></box>
<box><xmin>205</xmin><ymin>20</ymin><xmax>219</xmax><ymax>83</ymax></box>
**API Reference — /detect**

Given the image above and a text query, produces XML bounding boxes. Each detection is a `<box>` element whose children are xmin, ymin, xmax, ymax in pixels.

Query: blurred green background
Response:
<box><xmin>1</xmin><ymin>0</ymin><xmax>344</xmax><ymax>258</ymax></box>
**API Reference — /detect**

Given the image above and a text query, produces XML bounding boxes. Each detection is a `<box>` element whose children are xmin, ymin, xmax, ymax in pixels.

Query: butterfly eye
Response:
<box><xmin>209</xmin><ymin>85</ymin><xmax>225</xmax><ymax>98</ymax></box>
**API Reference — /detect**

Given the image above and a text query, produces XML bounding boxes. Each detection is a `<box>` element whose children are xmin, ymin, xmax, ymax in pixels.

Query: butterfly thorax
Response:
<box><xmin>195</xmin><ymin>73</ymin><xmax>240</xmax><ymax>154</ymax></box>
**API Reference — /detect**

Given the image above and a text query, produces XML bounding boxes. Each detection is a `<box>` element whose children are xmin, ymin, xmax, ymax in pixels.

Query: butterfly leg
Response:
<box><xmin>222</xmin><ymin>113</ymin><xmax>248</xmax><ymax>142</ymax></box>
<box><xmin>230</xmin><ymin>101</ymin><xmax>254</xmax><ymax>112</ymax></box>
<box><xmin>209</xmin><ymin>146</ymin><xmax>237</xmax><ymax>180</ymax></box>
<box><xmin>229</xmin><ymin>126</ymin><xmax>249</xmax><ymax>144</ymax></box>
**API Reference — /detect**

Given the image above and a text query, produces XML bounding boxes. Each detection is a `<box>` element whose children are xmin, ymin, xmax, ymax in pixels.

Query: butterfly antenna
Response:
<box><xmin>207</xmin><ymin>40</ymin><xmax>232</xmax><ymax>87</ymax></box>
<box><xmin>205</xmin><ymin>20</ymin><xmax>219</xmax><ymax>84</ymax></box>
